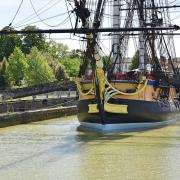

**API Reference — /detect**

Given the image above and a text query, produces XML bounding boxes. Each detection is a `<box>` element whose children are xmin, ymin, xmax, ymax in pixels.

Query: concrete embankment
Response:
<box><xmin>0</xmin><ymin>106</ymin><xmax>77</xmax><ymax>128</ymax></box>
<box><xmin>0</xmin><ymin>97</ymin><xmax>77</xmax><ymax>113</ymax></box>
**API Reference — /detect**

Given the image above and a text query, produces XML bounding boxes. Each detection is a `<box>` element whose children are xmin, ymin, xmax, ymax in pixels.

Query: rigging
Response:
<box><xmin>29</xmin><ymin>0</ymin><xmax>69</xmax><ymax>27</ymax></box>
<box><xmin>9</xmin><ymin>0</ymin><xmax>24</xmax><ymax>26</ymax></box>
<box><xmin>13</xmin><ymin>0</ymin><xmax>62</xmax><ymax>28</ymax></box>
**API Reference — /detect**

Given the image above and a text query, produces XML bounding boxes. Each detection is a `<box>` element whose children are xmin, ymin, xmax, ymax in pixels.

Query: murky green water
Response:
<box><xmin>0</xmin><ymin>116</ymin><xmax>180</xmax><ymax>180</ymax></box>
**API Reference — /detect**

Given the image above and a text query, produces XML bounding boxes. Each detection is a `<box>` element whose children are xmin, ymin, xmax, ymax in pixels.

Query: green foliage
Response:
<box><xmin>0</xmin><ymin>26</ymin><xmax>22</xmax><ymax>61</ymax></box>
<box><xmin>0</xmin><ymin>26</ymin><xmax>84</xmax><ymax>87</ymax></box>
<box><xmin>69</xmin><ymin>49</ymin><xmax>83</xmax><ymax>59</ymax></box>
<box><xmin>21</xmin><ymin>25</ymin><xmax>46</xmax><ymax>54</ymax></box>
<box><xmin>0</xmin><ymin>58</ymin><xmax>8</xmax><ymax>87</ymax></box>
<box><xmin>102</xmin><ymin>56</ymin><xmax>112</xmax><ymax>72</ymax></box>
<box><xmin>46</xmin><ymin>41</ymin><xmax>82</xmax><ymax>78</ymax></box>
<box><xmin>25</xmin><ymin>47</ymin><xmax>55</xmax><ymax>86</ymax></box>
<box><xmin>60</xmin><ymin>57</ymin><xmax>81</xmax><ymax>77</ymax></box>
<box><xmin>42</xmin><ymin>52</ymin><xmax>57</xmax><ymax>73</ymax></box>
<box><xmin>45</xmin><ymin>41</ymin><xmax>83</xmax><ymax>78</ymax></box>
<box><xmin>5</xmin><ymin>47</ymin><xmax>27</xmax><ymax>86</ymax></box>
<box><xmin>46</xmin><ymin>40</ymin><xmax>69</xmax><ymax>59</ymax></box>
<box><xmin>129</xmin><ymin>50</ymin><xmax>139</xmax><ymax>70</ymax></box>
<box><xmin>43</xmin><ymin>41</ymin><xmax>70</xmax><ymax>79</ymax></box>
<box><xmin>55</xmin><ymin>63</ymin><xmax>69</xmax><ymax>81</ymax></box>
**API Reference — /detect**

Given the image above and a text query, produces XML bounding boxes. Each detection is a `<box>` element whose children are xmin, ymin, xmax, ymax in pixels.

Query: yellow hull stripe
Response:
<box><xmin>88</xmin><ymin>103</ymin><xmax>128</xmax><ymax>114</ymax></box>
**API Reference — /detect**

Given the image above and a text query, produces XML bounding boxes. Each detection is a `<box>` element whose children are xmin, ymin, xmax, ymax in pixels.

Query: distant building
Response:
<box><xmin>160</xmin><ymin>57</ymin><xmax>180</xmax><ymax>73</ymax></box>
<box><xmin>173</xmin><ymin>57</ymin><xmax>180</xmax><ymax>69</ymax></box>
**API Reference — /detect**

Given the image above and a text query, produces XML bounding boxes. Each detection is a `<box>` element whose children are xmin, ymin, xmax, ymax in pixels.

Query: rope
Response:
<box><xmin>9</xmin><ymin>0</ymin><xmax>24</xmax><ymax>26</ymax></box>
<box><xmin>13</xmin><ymin>0</ymin><xmax>61</xmax><ymax>27</ymax></box>
<box><xmin>29</xmin><ymin>0</ymin><xmax>71</xmax><ymax>27</ymax></box>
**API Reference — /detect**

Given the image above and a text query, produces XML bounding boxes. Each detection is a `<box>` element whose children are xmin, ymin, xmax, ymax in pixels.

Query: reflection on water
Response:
<box><xmin>0</xmin><ymin>116</ymin><xmax>180</xmax><ymax>180</ymax></box>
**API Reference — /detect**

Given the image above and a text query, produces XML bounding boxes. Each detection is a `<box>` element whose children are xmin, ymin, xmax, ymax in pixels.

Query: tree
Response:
<box><xmin>21</xmin><ymin>25</ymin><xmax>46</xmax><ymax>54</ymax></box>
<box><xmin>129</xmin><ymin>50</ymin><xmax>139</xmax><ymax>70</ymax></box>
<box><xmin>0</xmin><ymin>58</ymin><xmax>8</xmax><ymax>87</ymax></box>
<box><xmin>42</xmin><ymin>52</ymin><xmax>58</xmax><ymax>73</ymax></box>
<box><xmin>45</xmin><ymin>40</ymin><xmax>71</xmax><ymax>75</ymax></box>
<box><xmin>0</xmin><ymin>26</ymin><xmax>22</xmax><ymax>61</ymax></box>
<box><xmin>46</xmin><ymin>40</ymin><xmax>69</xmax><ymax>59</ymax></box>
<box><xmin>69</xmin><ymin>49</ymin><xmax>84</xmax><ymax>59</ymax></box>
<box><xmin>55</xmin><ymin>63</ymin><xmax>69</xmax><ymax>81</ymax></box>
<box><xmin>60</xmin><ymin>57</ymin><xmax>81</xmax><ymax>77</ymax></box>
<box><xmin>25</xmin><ymin>47</ymin><xmax>55</xmax><ymax>86</ymax></box>
<box><xmin>5</xmin><ymin>47</ymin><xmax>27</xmax><ymax>86</ymax></box>
<box><xmin>102</xmin><ymin>56</ymin><xmax>112</xmax><ymax>72</ymax></box>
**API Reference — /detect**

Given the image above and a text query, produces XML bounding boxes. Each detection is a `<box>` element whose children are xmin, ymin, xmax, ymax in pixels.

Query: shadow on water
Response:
<box><xmin>76</xmin><ymin>132</ymin><xmax>132</xmax><ymax>143</ymax></box>
<box><xmin>75</xmin><ymin>127</ymin><xmax>143</xmax><ymax>143</ymax></box>
<box><xmin>75</xmin><ymin>121</ymin><xmax>180</xmax><ymax>143</ymax></box>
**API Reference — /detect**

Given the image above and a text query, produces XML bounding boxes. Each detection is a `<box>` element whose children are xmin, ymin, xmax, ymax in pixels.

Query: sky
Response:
<box><xmin>0</xmin><ymin>0</ymin><xmax>82</xmax><ymax>51</ymax></box>
<box><xmin>0</xmin><ymin>0</ymin><xmax>180</xmax><ymax>57</ymax></box>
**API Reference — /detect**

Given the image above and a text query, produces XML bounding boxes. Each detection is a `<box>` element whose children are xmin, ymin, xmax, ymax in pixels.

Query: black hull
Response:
<box><xmin>77</xmin><ymin>98</ymin><xmax>180</xmax><ymax>130</ymax></box>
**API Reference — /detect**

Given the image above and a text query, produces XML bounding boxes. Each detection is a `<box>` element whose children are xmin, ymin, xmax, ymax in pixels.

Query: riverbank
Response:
<box><xmin>0</xmin><ymin>97</ymin><xmax>77</xmax><ymax>113</ymax></box>
<box><xmin>0</xmin><ymin>106</ymin><xmax>77</xmax><ymax>128</ymax></box>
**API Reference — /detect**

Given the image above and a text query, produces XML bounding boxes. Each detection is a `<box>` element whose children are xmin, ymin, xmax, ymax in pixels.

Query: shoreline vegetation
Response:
<box><xmin>0</xmin><ymin>25</ymin><xmax>82</xmax><ymax>89</ymax></box>
<box><xmin>0</xmin><ymin>25</ymin><xmax>111</xmax><ymax>90</ymax></box>
<box><xmin>0</xmin><ymin>25</ymin><xmax>80</xmax><ymax>127</ymax></box>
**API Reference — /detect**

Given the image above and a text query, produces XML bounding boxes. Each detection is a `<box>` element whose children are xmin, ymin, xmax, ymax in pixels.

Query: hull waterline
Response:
<box><xmin>77</xmin><ymin>99</ymin><xmax>180</xmax><ymax>132</ymax></box>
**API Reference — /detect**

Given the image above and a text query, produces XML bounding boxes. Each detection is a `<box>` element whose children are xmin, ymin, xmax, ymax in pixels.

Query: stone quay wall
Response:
<box><xmin>0</xmin><ymin>97</ymin><xmax>77</xmax><ymax>113</ymax></box>
<box><xmin>0</xmin><ymin>106</ymin><xmax>78</xmax><ymax>128</ymax></box>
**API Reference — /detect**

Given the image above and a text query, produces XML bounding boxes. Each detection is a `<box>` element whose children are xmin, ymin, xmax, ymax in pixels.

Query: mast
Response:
<box><xmin>151</xmin><ymin>0</ymin><xmax>157</xmax><ymax>65</ymax></box>
<box><xmin>137</xmin><ymin>0</ymin><xmax>145</xmax><ymax>72</ymax></box>
<box><xmin>112</xmin><ymin>0</ymin><xmax>121</xmax><ymax>72</ymax></box>
<box><xmin>91</xmin><ymin>0</ymin><xmax>107</xmax><ymax>124</ymax></box>
<box><xmin>73</xmin><ymin>0</ymin><xmax>107</xmax><ymax>124</ymax></box>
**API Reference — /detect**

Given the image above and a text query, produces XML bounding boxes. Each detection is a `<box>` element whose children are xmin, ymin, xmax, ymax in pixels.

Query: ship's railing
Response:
<box><xmin>75</xmin><ymin>79</ymin><xmax>95</xmax><ymax>96</ymax></box>
<box><xmin>76</xmin><ymin>77</ymin><xmax>149</xmax><ymax>114</ymax></box>
<box><xmin>75</xmin><ymin>77</ymin><xmax>148</xmax><ymax>101</ymax></box>
<box><xmin>104</xmin><ymin>77</ymin><xmax>148</xmax><ymax>101</ymax></box>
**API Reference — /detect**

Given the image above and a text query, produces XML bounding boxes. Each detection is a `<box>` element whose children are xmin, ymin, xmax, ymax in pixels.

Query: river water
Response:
<box><xmin>0</xmin><ymin>116</ymin><xmax>180</xmax><ymax>180</ymax></box>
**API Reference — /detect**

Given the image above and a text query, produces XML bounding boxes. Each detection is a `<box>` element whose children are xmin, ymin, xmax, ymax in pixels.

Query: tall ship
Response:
<box><xmin>72</xmin><ymin>0</ymin><xmax>180</xmax><ymax>131</ymax></box>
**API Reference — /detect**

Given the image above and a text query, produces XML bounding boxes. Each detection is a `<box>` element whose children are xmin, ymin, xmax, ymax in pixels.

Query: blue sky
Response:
<box><xmin>1</xmin><ymin>0</ymin><xmax>180</xmax><ymax>57</ymax></box>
